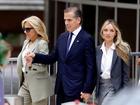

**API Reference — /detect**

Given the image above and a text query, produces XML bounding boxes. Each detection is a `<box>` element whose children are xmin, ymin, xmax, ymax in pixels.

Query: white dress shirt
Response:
<box><xmin>100</xmin><ymin>42</ymin><xmax>115</xmax><ymax>79</ymax></box>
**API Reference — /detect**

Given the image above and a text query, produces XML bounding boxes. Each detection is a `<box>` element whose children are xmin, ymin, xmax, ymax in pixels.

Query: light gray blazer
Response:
<box><xmin>17</xmin><ymin>38</ymin><xmax>53</xmax><ymax>102</ymax></box>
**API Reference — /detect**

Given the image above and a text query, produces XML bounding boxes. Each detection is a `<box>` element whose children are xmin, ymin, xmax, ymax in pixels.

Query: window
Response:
<box><xmin>118</xmin><ymin>8</ymin><xmax>136</xmax><ymax>51</ymax></box>
<box><xmin>82</xmin><ymin>5</ymin><xmax>96</xmax><ymax>37</ymax></box>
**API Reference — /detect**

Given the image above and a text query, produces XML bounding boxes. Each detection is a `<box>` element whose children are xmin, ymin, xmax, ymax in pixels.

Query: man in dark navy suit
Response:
<box><xmin>26</xmin><ymin>6</ymin><xmax>96</xmax><ymax>105</ymax></box>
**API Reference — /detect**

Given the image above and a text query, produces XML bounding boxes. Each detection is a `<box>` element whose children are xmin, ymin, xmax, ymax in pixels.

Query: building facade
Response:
<box><xmin>0</xmin><ymin>0</ymin><xmax>45</xmax><ymax>56</ymax></box>
<box><xmin>47</xmin><ymin>0</ymin><xmax>140</xmax><ymax>52</ymax></box>
<box><xmin>0</xmin><ymin>0</ymin><xmax>139</xmax><ymax>55</ymax></box>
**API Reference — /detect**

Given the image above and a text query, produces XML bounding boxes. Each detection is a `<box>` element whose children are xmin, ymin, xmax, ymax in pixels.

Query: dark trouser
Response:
<box><xmin>56</xmin><ymin>86</ymin><xmax>83</xmax><ymax>105</ymax></box>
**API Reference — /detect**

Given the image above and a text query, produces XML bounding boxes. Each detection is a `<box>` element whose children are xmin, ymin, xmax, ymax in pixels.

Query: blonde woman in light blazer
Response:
<box><xmin>17</xmin><ymin>16</ymin><xmax>53</xmax><ymax>105</ymax></box>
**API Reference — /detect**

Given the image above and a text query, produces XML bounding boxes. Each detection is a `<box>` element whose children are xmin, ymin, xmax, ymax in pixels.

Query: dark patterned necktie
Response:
<box><xmin>66</xmin><ymin>32</ymin><xmax>73</xmax><ymax>54</ymax></box>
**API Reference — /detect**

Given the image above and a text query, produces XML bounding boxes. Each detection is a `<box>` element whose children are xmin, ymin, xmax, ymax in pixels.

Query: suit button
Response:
<box><xmin>25</xmin><ymin>71</ymin><xmax>28</xmax><ymax>74</ymax></box>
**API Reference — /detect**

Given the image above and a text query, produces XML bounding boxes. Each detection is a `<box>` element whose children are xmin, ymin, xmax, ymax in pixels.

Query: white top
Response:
<box><xmin>22</xmin><ymin>40</ymin><xmax>37</xmax><ymax>72</ymax></box>
<box><xmin>22</xmin><ymin>45</ymin><xmax>29</xmax><ymax>72</ymax></box>
<box><xmin>68</xmin><ymin>26</ymin><xmax>81</xmax><ymax>50</ymax></box>
<box><xmin>100</xmin><ymin>42</ymin><xmax>115</xmax><ymax>79</ymax></box>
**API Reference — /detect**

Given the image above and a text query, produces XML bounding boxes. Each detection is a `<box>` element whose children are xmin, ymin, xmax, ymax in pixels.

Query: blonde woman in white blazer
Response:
<box><xmin>17</xmin><ymin>16</ymin><xmax>53</xmax><ymax>105</ymax></box>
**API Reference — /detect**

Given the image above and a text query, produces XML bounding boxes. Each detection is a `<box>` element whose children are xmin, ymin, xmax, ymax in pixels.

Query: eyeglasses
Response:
<box><xmin>23</xmin><ymin>27</ymin><xmax>34</xmax><ymax>33</ymax></box>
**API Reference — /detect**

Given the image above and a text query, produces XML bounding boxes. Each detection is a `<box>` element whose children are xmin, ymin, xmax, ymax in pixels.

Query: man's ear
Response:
<box><xmin>77</xmin><ymin>17</ymin><xmax>81</xmax><ymax>24</ymax></box>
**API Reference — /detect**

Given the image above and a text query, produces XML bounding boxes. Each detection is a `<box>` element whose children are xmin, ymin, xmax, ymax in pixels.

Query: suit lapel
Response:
<box><xmin>31</xmin><ymin>39</ymin><xmax>40</xmax><ymax>53</ymax></box>
<box><xmin>21</xmin><ymin>40</ymin><xmax>30</xmax><ymax>52</ymax></box>
<box><xmin>63</xmin><ymin>33</ymin><xmax>69</xmax><ymax>58</ymax></box>
<box><xmin>111</xmin><ymin>51</ymin><xmax>117</xmax><ymax>70</ymax></box>
<box><xmin>96</xmin><ymin>47</ymin><xmax>103</xmax><ymax>74</ymax></box>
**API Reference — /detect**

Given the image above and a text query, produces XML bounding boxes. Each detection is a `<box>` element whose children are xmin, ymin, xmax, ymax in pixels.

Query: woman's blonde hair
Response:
<box><xmin>100</xmin><ymin>19</ymin><xmax>131</xmax><ymax>65</ymax></box>
<box><xmin>21</xmin><ymin>16</ymin><xmax>49</xmax><ymax>42</ymax></box>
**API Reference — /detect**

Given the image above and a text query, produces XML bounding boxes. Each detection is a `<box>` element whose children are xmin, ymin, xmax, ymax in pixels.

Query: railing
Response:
<box><xmin>130</xmin><ymin>52</ymin><xmax>140</xmax><ymax>85</ymax></box>
<box><xmin>2</xmin><ymin>57</ymin><xmax>18</xmax><ymax>95</ymax></box>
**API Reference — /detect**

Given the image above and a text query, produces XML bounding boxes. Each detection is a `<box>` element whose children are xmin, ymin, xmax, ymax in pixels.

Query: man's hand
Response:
<box><xmin>25</xmin><ymin>52</ymin><xmax>35</xmax><ymax>67</ymax></box>
<box><xmin>80</xmin><ymin>92</ymin><xmax>91</xmax><ymax>103</ymax></box>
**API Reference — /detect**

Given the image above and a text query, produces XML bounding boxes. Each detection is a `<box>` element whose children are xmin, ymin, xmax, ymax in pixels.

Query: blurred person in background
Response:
<box><xmin>17</xmin><ymin>16</ymin><xmax>53</xmax><ymax>105</ymax></box>
<box><xmin>0</xmin><ymin>39</ymin><xmax>12</xmax><ymax>105</ymax></box>
<box><xmin>95</xmin><ymin>19</ymin><xmax>131</xmax><ymax>105</ymax></box>
<box><xmin>4</xmin><ymin>98</ymin><xmax>10</xmax><ymax>105</ymax></box>
<box><xmin>106</xmin><ymin>86</ymin><xmax>140</xmax><ymax>105</ymax></box>
<box><xmin>137</xmin><ymin>57</ymin><xmax>140</xmax><ymax>65</ymax></box>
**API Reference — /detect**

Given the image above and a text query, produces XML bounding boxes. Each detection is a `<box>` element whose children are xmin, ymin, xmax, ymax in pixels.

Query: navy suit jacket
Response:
<box><xmin>95</xmin><ymin>46</ymin><xmax>130</xmax><ymax>97</ymax></box>
<box><xmin>33</xmin><ymin>29</ymin><xmax>96</xmax><ymax>96</ymax></box>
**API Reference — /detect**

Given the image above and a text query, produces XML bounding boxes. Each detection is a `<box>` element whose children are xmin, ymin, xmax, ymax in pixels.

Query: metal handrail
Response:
<box><xmin>8</xmin><ymin>57</ymin><xmax>17</xmax><ymax>62</ymax></box>
<box><xmin>130</xmin><ymin>52</ymin><xmax>140</xmax><ymax>56</ymax></box>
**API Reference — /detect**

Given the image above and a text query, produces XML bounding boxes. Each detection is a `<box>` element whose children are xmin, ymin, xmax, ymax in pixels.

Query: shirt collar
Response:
<box><xmin>100</xmin><ymin>42</ymin><xmax>116</xmax><ymax>50</ymax></box>
<box><xmin>72</xmin><ymin>26</ymin><xmax>82</xmax><ymax>36</ymax></box>
<box><xmin>111</xmin><ymin>43</ymin><xmax>116</xmax><ymax>50</ymax></box>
